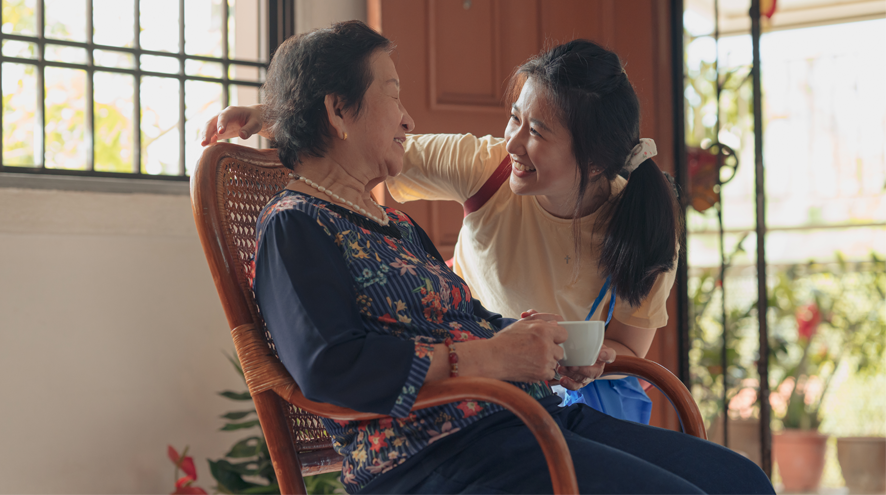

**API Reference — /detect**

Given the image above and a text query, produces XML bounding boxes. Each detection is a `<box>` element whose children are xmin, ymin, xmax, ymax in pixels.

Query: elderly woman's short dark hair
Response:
<box><xmin>263</xmin><ymin>21</ymin><xmax>393</xmax><ymax>169</ymax></box>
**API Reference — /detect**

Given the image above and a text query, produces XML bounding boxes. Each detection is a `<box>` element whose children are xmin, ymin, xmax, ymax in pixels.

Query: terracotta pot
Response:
<box><xmin>773</xmin><ymin>429</ymin><xmax>828</xmax><ymax>493</ymax></box>
<box><xmin>837</xmin><ymin>436</ymin><xmax>886</xmax><ymax>494</ymax></box>
<box><xmin>708</xmin><ymin>416</ymin><xmax>763</xmax><ymax>468</ymax></box>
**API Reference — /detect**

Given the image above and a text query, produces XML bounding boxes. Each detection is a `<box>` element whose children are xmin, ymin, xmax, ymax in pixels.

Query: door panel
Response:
<box><xmin>430</xmin><ymin>0</ymin><xmax>501</xmax><ymax>108</ymax></box>
<box><xmin>370</xmin><ymin>0</ymin><xmax>680</xmax><ymax>431</ymax></box>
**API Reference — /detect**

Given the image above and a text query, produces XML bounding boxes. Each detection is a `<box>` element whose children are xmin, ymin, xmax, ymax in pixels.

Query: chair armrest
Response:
<box><xmin>229</xmin><ymin>323</ymin><xmax>578</xmax><ymax>493</ymax></box>
<box><xmin>602</xmin><ymin>356</ymin><xmax>707</xmax><ymax>439</ymax></box>
<box><xmin>279</xmin><ymin>376</ymin><xmax>578</xmax><ymax>494</ymax></box>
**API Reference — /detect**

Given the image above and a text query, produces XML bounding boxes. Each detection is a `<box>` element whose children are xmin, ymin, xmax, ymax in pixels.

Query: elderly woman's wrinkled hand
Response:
<box><xmin>200</xmin><ymin>104</ymin><xmax>264</xmax><ymax>146</ymax></box>
<box><xmin>486</xmin><ymin>317</ymin><xmax>568</xmax><ymax>383</ymax></box>
<box><xmin>554</xmin><ymin>345</ymin><xmax>617</xmax><ymax>391</ymax></box>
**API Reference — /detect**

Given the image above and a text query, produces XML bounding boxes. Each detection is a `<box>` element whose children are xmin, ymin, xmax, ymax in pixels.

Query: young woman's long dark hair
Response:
<box><xmin>509</xmin><ymin>39</ymin><xmax>681</xmax><ymax>307</ymax></box>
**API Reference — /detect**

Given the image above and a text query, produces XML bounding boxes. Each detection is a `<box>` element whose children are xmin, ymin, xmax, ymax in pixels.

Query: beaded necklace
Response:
<box><xmin>294</xmin><ymin>175</ymin><xmax>390</xmax><ymax>226</ymax></box>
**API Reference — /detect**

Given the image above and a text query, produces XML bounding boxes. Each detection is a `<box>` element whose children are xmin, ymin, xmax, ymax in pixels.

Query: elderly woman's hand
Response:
<box><xmin>200</xmin><ymin>104</ymin><xmax>265</xmax><ymax>146</ymax></box>
<box><xmin>484</xmin><ymin>314</ymin><xmax>568</xmax><ymax>383</ymax></box>
<box><xmin>554</xmin><ymin>345</ymin><xmax>617</xmax><ymax>391</ymax></box>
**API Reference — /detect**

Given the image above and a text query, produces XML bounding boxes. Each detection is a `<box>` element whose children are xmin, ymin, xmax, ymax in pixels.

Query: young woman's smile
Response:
<box><xmin>504</xmin><ymin>77</ymin><xmax>612</xmax><ymax>219</ymax></box>
<box><xmin>504</xmin><ymin>78</ymin><xmax>583</xmax><ymax>218</ymax></box>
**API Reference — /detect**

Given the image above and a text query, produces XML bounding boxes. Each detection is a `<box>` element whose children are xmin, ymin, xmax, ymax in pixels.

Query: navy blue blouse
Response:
<box><xmin>252</xmin><ymin>190</ymin><xmax>553</xmax><ymax>492</ymax></box>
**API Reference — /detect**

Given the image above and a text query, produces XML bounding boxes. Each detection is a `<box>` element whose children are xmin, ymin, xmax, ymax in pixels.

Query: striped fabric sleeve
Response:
<box><xmin>390</xmin><ymin>342</ymin><xmax>435</xmax><ymax>417</ymax></box>
<box><xmin>253</xmin><ymin>209</ymin><xmax>425</xmax><ymax>417</ymax></box>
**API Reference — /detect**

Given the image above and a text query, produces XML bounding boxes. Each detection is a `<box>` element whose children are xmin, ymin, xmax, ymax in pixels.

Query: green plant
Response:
<box><xmin>303</xmin><ymin>472</ymin><xmax>346</xmax><ymax>495</ymax></box>
<box><xmin>688</xmin><ymin>235</ymin><xmax>759</xmax><ymax>427</ymax></box>
<box><xmin>208</xmin><ymin>353</ymin><xmax>279</xmax><ymax>494</ymax></box>
<box><xmin>767</xmin><ymin>253</ymin><xmax>886</xmax><ymax>431</ymax></box>
<box><xmin>689</xmin><ymin>250</ymin><xmax>886</xmax><ymax>432</ymax></box>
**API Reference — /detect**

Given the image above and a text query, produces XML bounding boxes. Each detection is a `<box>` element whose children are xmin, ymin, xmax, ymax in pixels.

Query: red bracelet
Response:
<box><xmin>444</xmin><ymin>338</ymin><xmax>459</xmax><ymax>377</ymax></box>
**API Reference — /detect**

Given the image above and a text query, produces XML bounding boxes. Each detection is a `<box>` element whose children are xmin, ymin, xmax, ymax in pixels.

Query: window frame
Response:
<box><xmin>0</xmin><ymin>0</ymin><xmax>268</xmax><ymax>182</ymax></box>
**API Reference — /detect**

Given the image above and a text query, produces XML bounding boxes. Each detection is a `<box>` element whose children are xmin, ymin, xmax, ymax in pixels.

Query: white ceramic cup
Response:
<box><xmin>557</xmin><ymin>321</ymin><xmax>605</xmax><ymax>367</ymax></box>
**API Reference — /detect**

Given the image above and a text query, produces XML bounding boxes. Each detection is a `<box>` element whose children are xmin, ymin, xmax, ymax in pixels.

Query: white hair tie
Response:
<box><xmin>623</xmin><ymin>138</ymin><xmax>657</xmax><ymax>174</ymax></box>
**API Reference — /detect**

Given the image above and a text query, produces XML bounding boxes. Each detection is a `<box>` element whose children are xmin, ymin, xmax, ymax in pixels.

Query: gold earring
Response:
<box><xmin>342</xmin><ymin>132</ymin><xmax>348</xmax><ymax>140</ymax></box>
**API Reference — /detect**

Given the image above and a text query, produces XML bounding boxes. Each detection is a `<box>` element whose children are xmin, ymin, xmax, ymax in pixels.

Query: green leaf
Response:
<box><xmin>225</xmin><ymin>436</ymin><xmax>262</xmax><ymax>458</ymax></box>
<box><xmin>226</xmin><ymin>351</ymin><xmax>246</xmax><ymax>380</ymax></box>
<box><xmin>219</xmin><ymin>459</ymin><xmax>260</xmax><ymax>475</ymax></box>
<box><xmin>240</xmin><ymin>484</ymin><xmax>280</xmax><ymax>494</ymax></box>
<box><xmin>220</xmin><ymin>390</ymin><xmax>252</xmax><ymax>401</ymax></box>
<box><xmin>209</xmin><ymin>459</ymin><xmax>280</xmax><ymax>493</ymax></box>
<box><xmin>222</xmin><ymin>410</ymin><xmax>256</xmax><ymax>420</ymax></box>
<box><xmin>221</xmin><ymin>419</ymin><xmax>261</xmax><ymax>431</ymax></box>
<box><xmin>209</xmin><ymin>459</ymin><xmax>261</xmax><ymax>492</ymax></box>
<box><xmin>303</xmin><ymin>472</ymin><xmax>345</xmax><ymax>494</ymax></box>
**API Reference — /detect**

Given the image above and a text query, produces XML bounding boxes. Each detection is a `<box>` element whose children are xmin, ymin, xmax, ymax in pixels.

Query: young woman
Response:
<box><xmin>202</xmin><ymin>38</ymin><xmax>680</xmax><ymax>425</ymax></box>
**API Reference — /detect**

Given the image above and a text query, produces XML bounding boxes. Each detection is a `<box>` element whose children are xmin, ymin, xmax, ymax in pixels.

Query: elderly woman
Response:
<box><xmin>249</xmin><ymin>21</ymin><xmax>773</xmax><ymax>494</ymax></box>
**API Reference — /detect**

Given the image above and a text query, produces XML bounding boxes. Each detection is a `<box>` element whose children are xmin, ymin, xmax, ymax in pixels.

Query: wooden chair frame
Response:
<box><xmin>191</xmin><ymin>143</ymin><xmax>706</xmax><ymax>494</ymax></box>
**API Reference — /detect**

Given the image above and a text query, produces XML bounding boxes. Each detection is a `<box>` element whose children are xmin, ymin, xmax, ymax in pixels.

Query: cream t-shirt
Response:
<box><xmin>387</xmin><ymin>133</ymin><xmax>676</xmax><ymax>328</ymax></box>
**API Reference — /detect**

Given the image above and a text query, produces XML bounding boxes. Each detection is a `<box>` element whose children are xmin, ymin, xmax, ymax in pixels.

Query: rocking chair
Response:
<box><xmin>190</xmin><ymin>143</ymin><xmax>706</xmax><ymax>494</ymax></box>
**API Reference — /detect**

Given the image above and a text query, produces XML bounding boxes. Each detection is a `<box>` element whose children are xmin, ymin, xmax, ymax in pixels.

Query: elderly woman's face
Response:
<box><xmin>346</xmin><ymin>51</ymin><xmax>414</xmax><ymax>178</ymax></box>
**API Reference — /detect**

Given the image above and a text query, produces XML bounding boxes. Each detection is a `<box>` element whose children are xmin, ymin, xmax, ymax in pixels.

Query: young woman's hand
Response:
<box><xmin>519</xmin><ymin>309</ymin><xmax>563</xmax><ymax>322</ymax></box>
<box><xmin>554</xmin><ymin>345</ymin><xmax>617</xmax><ymax>391</ymax></box>
<box><xmin>200</xmin><ymin>104</ymin><xmax>266</xmax><ymax>146</ymax></box>
<box><xmin>484</xmin><ymin>316</ymin><xmax>568</xmax><ymax>383</ymax></box>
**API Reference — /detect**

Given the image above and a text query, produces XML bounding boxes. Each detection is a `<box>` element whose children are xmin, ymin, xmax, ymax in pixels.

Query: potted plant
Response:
<box><xmin>826</xmin><ymin>256</ymin><xmax>886</xmax><ymax>494</ymax></box>
<box><xmin>769</xmin><ymin>299</ymin><xmax>830</xmax><ymax>493</ymax></box>
<box><xmin>209</xmin><ymin>352</ymin><xmax>346</xmax><ymax>494</ymax></box>
<box><xmin>768</xmin><ymin>255</ymin><xmax>886</xmax><ymax>493</ymax></box>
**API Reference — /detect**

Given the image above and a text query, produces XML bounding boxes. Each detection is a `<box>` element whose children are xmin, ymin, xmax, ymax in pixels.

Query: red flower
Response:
<box><xmin>422</xmin><ymin>292</ymin><xmax>445</xmax><ymax>323</ymax></box>
<box><xmin>168</xmin><ymin>445</ymin><xmax>206</xmax><ymax>495</ymax></box>
<box><xmin>761</xmin><ymin>0</ymin><xmax>777</xmax><ymax>19</ymax></box>
<box><xmin>167</xmin><ymin>445</ymin><xmax>180</xmax><ymax>464</ymax></box>
<box><xmin>393</xmin><ymin>211</ymin><xmax>411</xmax><ymax>223</ymax></box>
<box><xmin>462</xmin><ymin>284</ymin><xmax>472</xmax><ymax>303</ymax></box>
<box><xmin>456</xmin><ymin>401</ymin><xmax>483</xmax><ymax>418</ymax></box>
<box><xmin>383</xmin><ymin>237</ymin><xmax>399</xmax><ymax>251</ymax></box>
<box><xmin>449</xmin><ymin>329</ymin><xmax>480</xmax><ymax>342</ymax></box>
<box><xmin>167</xmin><ymin>446</ymin><xmax>196</xmax><ymax>479</ymax></box>
<box><xmin>450</xmin><ymin>286</ymin><xmax>463</xmax><ymax>308</ymax></box>
<box><xmin>378</xmin><ymin>313</ymin><xmax>398</xmax><ymax>324</ymax></box>
<box><xmin>174</xmin><ymin>476</ymin><xmax>208</xmax><ymax>495</ymax></box>
<box><xmin>796</xmin><ymin>303</ymin><xmax>821</xmax><ymax>340</ymax></box>
<box><xmin>368</xmin><ymin>431</ymin><xmax>388</xmax><ymax>452</ymax></box>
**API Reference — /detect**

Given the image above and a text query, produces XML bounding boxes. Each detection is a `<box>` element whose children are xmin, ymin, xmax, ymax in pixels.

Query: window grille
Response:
<box><xmin>1</xmin><ymin>0</ymin><xmax>268</xmax><ymax>180</ymax></box>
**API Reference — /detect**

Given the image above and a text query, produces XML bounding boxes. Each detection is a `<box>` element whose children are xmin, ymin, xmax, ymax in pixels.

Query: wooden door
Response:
<box><xmin>369</xmin><ymin>0</ymin><xmax>680</xmax><ymax>431</ymax></box>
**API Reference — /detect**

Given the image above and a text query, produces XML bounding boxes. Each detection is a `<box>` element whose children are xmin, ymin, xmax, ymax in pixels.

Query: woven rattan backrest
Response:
<box><xmin>212</xmin><ymin>145</ymin><xmax>334</xmax><ymax>452</ymax></box>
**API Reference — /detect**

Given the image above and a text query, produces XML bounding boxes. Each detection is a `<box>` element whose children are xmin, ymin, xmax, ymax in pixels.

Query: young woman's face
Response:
<box><xmin>504</xmin><ymin>78</ymin><xmax>580</xmax><ymax>209</ymax></box>
<box><xmin>346</xmin><ymin>51</ymin><xmax>415</xmax><ymax>178</ymax></box>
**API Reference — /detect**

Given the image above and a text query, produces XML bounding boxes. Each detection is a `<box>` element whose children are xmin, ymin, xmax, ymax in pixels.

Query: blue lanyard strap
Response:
<box><xmin>585</xmin><ymin>276</ymin><xmax>616</xmax><ymax>326</ymax></box>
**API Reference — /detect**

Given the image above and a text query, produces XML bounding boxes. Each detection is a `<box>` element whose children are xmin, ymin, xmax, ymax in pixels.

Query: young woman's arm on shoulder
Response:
<box><xmin>201</xmin><ymin>104</ymin><xmax>269</xmax><ymax>145</ymax></box>
<box><xmin>388</xmin><ymin>133</ymin><xmax>507</xmax><ymax>204</ymax></box>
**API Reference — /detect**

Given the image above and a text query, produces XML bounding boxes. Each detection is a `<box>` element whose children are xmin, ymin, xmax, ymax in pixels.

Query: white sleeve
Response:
<box><xmin>386</xmin><ymin>133</ymin><xmax>508</xmax><ymax>204</ymax></box>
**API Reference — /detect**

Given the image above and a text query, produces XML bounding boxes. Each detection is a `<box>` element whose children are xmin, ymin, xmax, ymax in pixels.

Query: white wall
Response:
<box><xmin>0</xmin><ymin>2</ymin><xmax>366</xmax><ymax>492</ymax></box>
<box><xmin>0</xmin><ymin>187</ymin><xmax>240</xmax><ymax>493</ymax></box>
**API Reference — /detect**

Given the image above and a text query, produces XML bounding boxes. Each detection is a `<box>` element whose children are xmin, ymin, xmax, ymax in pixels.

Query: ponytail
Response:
<box><xmin>600</xmin><ymin>158</ymin><xmax>681</xmax><ymax>306</ymax></box>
